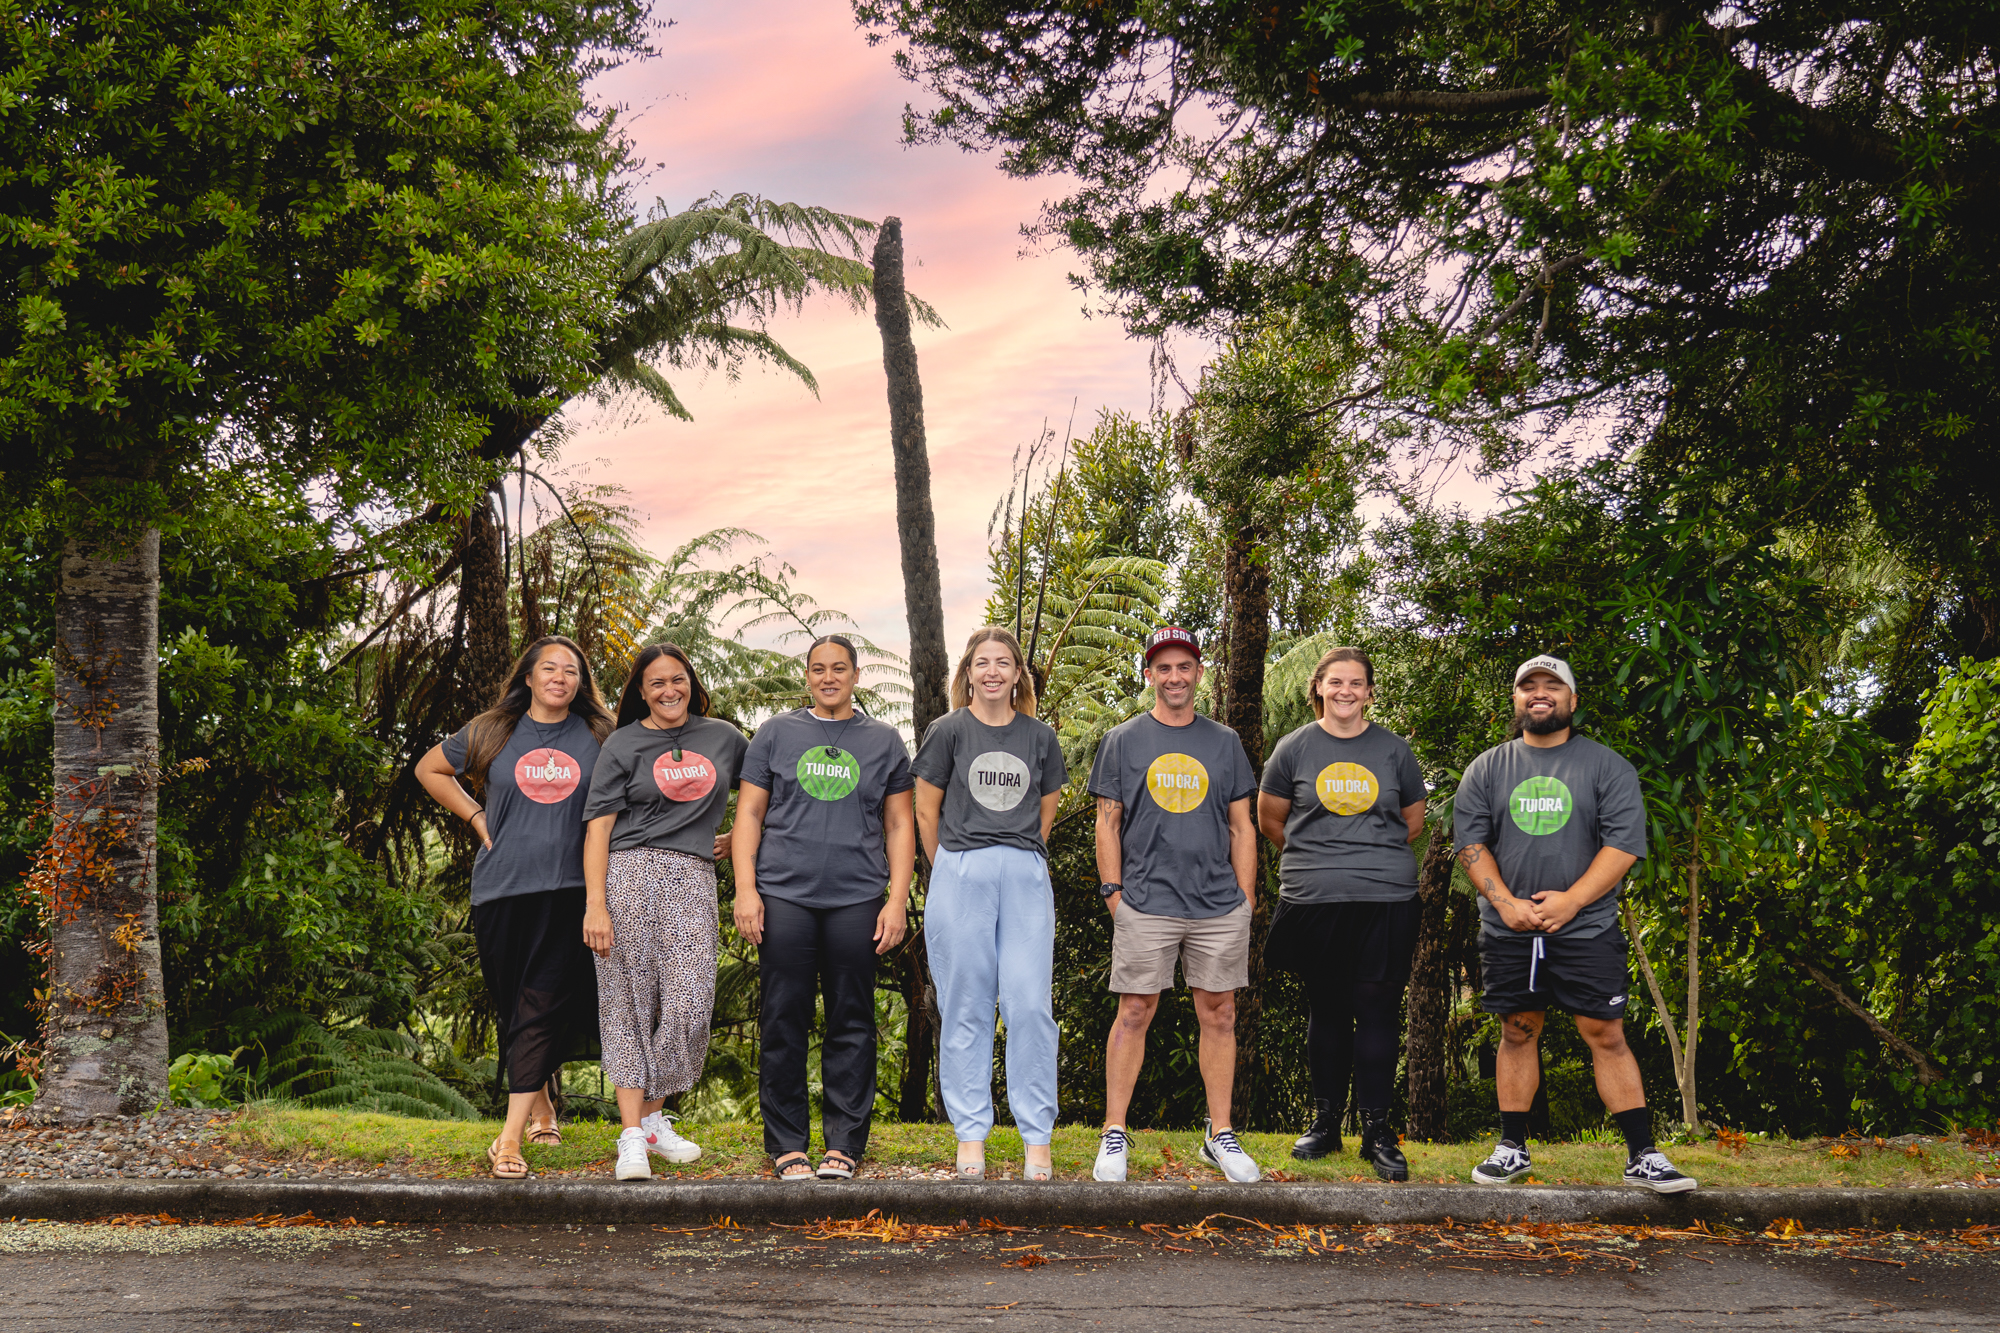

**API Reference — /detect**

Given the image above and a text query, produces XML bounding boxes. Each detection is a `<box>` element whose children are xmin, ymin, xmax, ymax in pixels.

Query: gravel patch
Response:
<box><xmin>0</xmin><ymin>1110</ymin><xmax>426</xmax><ymax>1184</ymax></box>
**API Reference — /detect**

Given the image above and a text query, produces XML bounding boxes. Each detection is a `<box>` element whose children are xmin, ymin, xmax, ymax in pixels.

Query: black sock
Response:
<box><xmin>1614</xmin><ymin>1107</ymin><xmax>1654</xmax><ymax>1160</ymax></box>
<box><xmin>1500</xmin><ymin>1111</ymin><xmax>1530</xmax><ymax>1149</ymax></box>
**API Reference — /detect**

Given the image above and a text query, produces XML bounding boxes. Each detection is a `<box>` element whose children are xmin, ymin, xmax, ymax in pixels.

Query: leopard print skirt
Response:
<box><xmin>594</xmin><ymin>847</ymin><xmax>720</xmax><ymax>1099</ymax></box>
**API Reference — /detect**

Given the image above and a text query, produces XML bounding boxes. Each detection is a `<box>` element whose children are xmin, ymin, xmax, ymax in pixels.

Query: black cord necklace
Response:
<box><xmin>810</xmin><ymin>705</ymin><xmax>857</xmax><ymax>759</ymax></box>
<box><xmin>644</xmin><ymin>712</ymin><xmax>691</xmax><ymax>761</ymax></box>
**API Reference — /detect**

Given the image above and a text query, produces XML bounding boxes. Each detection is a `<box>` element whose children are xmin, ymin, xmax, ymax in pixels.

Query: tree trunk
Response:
<box><xmin>872</xmin><ymin>216</ymin><xmax>950</xmax><ymax>739</ymax></box>
<box><xmin>1220</xmin><ymin>517</ymin><xmax>1272</xmax><ymax>1122</ymax></box>
<box><xmin>873</xmin><ymin>216</ymin><xmax>950</xmax><ymax>1123</ymax></box>
<box><xmin>35</xmin><ymin>528</ymin><xmax>170</xmax><ymax>1122</ymax></box>
<box><xmin>1679</xmin><ymin>816</ymin><xmax>1702</xmax><ymax>1128</ymax></box>
<box><xmin>461</xmin><ymin>494</ymin><xmax>513</xmax><ymax>708</ymax></box>
<box><xmin>1404</xmin><ymin>825</ymin><xmax>1456</xmax><ymax>1139</ymax></box>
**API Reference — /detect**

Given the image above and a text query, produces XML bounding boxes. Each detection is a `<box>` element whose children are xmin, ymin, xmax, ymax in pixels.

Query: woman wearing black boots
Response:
<box><xmin>1257</xmin><ymin>647</ymin><xmax>1426</xmax><ymax>1181</ymax></box>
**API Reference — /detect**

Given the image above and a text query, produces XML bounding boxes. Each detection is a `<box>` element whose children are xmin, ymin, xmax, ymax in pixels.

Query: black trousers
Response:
<box><xmin>471</xmin><ymin>886</ymin><xmax>598</xmax><ymax>1094</ymax></box>
<box><xmin>1267</xmin><ymin>897</ymin><xmax>1420</xmax><ymax>1117</ymax></box>
<box><xmin>758</xmin><ymin>897</ymin><xmax>881</xmax><ymax>1159</ymax></box>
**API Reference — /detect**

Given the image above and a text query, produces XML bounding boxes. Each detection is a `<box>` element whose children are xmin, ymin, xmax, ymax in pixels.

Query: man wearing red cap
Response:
<box><xmin>1086</xmin><ymin>627</ymin><xmax>1262</xmax><ymax>1183</ymax></box>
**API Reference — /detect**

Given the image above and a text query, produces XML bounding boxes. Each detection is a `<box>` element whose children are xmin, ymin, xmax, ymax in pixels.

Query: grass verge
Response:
<box><xmin>225</xmin><ymin>1106</ymin><xmax>1990</xmax><ymax>1188</ymax></box>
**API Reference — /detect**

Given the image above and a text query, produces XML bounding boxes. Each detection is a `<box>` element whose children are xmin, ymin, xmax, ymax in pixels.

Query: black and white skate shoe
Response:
<box><xmin>1623</xmin><ymin>1149</ymin><xmax>1698</xmax><ymax>1193</ymax></box>
<box><xmin>1471</xmin><ymin>1140</ymin><xmax>1532</xmax><ymax>1185</ymax></box>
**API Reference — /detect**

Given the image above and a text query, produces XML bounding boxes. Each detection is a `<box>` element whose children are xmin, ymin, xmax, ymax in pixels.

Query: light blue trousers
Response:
<box><xmin>926</xmin><ymin>845</ymin><xmax>1059</xmax><ymax>1144</ymax></box>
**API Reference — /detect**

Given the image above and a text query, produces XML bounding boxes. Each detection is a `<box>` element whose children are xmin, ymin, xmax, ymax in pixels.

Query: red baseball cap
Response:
<box><xmin>1143</xmin><ymin>626</ymin><xmax>1202</xmax><ymax>664</ymax></box>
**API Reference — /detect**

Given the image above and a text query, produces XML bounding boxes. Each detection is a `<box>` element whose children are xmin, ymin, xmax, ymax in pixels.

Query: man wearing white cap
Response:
<box><xmin>1452</xmin><ymin>655</ymin><xmax>1696</xmax><ymax>1193</ymax></box>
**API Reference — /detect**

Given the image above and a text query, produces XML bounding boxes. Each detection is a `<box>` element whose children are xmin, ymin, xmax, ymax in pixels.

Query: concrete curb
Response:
<box><xmin>4</xmin><ymin>1178</ymin><xmax>1997</xmax><ymax>1231</ymax></box>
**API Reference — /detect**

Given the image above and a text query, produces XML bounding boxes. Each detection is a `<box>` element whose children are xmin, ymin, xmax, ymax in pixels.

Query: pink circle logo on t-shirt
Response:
<box><xmin>653</xmin><ymin>750</ymin><xmax>717</xmax><ymax>802</ymax></box>
<box><xmin>514</xmin><ymin>748</ymin><xmax>582</xmax><ymax>803</ymax></box>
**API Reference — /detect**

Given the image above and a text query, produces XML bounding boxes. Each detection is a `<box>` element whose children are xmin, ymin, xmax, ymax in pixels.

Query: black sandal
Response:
<box><xmin>773</xmin><ymin>1152</ymin><xmax>816</xmax><ymax>1183</ymax></box>
<box><xmin>816</xmin><ymin>1150</ymin><xmax>856</xmax><ymax>1180</ymax></box>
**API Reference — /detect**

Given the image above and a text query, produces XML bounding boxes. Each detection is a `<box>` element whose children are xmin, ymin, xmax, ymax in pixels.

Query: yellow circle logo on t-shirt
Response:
<box><xmin>1145</xmin><ymin>753</ymin><xmax>1210</xmax><ymax>813</ymax></box>
<box><xmin>1314</xmin><ymin>762</ymin><xmax>1379</xmax><ymax>816</ymax></box>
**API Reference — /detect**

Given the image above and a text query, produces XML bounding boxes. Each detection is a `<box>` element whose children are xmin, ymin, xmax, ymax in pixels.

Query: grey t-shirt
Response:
<box><xmin>442</xmin><ymin>712</ymin><xmax>601</xmax><ymax>906</ymax></box>
<box><xmin>1087</xmin><ymin>712</ymin><xmax>1257</xmax><ymax>920</ymax></box>
<box><xmin>1261</xmin><ymin>720</ymin><xmax>1426</xmax><ymax>903</ymax></box>
<box><xmin>911</xmin><ymin>708</ymin><xmax>1068</xmax><ymax>854</ymax></box>
<box><xmin>740</xmin><ymin>708</ymin><xmax>915</xmax><ymax>909</ymax></box>
<box><xmin>582</xmin><ymin>715</ymin><xmax>750</xmax><ymax>859</ymax></box>
<box><xmin>1453</xmin><ymin>733</ymin><xmax>1649</xmax><ymax>939</ymax></box>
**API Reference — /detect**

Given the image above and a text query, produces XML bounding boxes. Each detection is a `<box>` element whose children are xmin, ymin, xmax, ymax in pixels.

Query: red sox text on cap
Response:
<box><xmin>1144</xmin><ymin>626</ymin><xmax>1202</xmax><ymax>663</ymax></box>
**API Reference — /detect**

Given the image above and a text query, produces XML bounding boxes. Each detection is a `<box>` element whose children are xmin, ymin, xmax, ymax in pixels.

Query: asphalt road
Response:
<box><xmin>2</xmin><ymin>1218</ymin><xmax>1996</xmax><ymax>1331</ymax></box>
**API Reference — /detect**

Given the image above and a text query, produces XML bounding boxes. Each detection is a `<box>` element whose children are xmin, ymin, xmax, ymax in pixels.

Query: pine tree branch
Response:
<box><xmin>1334</xmin><ymin>88</ymin><xmax>1552</xmax><ymax>115</ymax></box>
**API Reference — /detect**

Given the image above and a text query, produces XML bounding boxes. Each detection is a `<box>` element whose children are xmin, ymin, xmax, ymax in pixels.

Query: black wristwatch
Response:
<box><xmin>1099</xmin><ymin>882</ymin><xmax>1123</xmax><ymax>899</ymax></box>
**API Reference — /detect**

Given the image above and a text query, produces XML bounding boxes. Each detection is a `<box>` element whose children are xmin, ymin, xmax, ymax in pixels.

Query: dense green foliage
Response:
<box><xmin>860</xmin><ymin>0</ymin><xmax>2000</xmax><ymax>657</ymax></box>
<box><xmin>2</xmin><ymin>0</ymin><xmax>646</xmax><ymax>529</ymax></box>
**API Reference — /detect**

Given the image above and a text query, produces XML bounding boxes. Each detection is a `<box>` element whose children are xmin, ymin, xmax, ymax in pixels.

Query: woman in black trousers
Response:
<box><xmin>1257</xmin><ymin>646</ymin><xmax>1427</xmax><ymax>1181</ymax></box>
<box><xmin>731</xmin><ymin>636</ymin><xmax>915</xmax><ymax>1181</ymax></box>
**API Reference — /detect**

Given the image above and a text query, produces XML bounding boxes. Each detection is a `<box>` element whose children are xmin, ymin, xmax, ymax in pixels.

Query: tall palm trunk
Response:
<box><xmin>1403</xmin><ymin>825</ymin><xmax>1457</xmax><ymax>1138</ymax></box>
<box><xmin>873</xmin><ymin>215</ymin><xmax>948</xmax><ymax>1120</ymax></box>
<box><xmin>1219</xmin><ymin>518</ymin><xmax>1271</xmax><ymax>1122</ymax></box>
<box><xmin>35</xmin><ymin>528</ymin><xmax>170</xmax><ymax>1121</ymax></box>
<box><xmin>462</xmin><ymin>494</ymin><xmax>514</xmax><ymax>707</ymax></box>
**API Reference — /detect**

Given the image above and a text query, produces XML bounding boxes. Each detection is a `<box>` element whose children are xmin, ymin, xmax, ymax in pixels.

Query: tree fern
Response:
<box><xmin>234</xmin><ymin>1010</ymin><xmax>480</xmax><ymax>1122</ymax></box>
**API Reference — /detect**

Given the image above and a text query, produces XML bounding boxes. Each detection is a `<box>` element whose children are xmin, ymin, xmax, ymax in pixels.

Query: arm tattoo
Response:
<box><xmin>1096</xmin><ymin>796</ymin><xmax>1123</xmax><ymax>819</ymax></box>
<box><xmin>1459</xmin><ymin>843</ymin><xmax>1506</xmax><ymax>903</ymax></box>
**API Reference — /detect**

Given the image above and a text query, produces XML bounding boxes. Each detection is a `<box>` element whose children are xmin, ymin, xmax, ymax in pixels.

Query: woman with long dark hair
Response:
<box><xmin>912</xmin><ymin>627</ymin><xmax>1066</xmax><ymax>1181</ymax></box>
<box><xmin>1256</xmin><ymin>646</ymin><xmax>1426</xmax><ymax>1181</ymax></box>
<box><xmin>580</xmin><ymin>643</ymin><xmax>749</xmax><ymax>1181</ymax></box>
<box><xmin>731</xmin><ymin>635</ymin><xmax>915</xmax><ymax>1182</ymax></box>
<box><xmin>415</xmin><ymin>635</ymin><xmax>614</xmax><ymax>1180</ymax></box>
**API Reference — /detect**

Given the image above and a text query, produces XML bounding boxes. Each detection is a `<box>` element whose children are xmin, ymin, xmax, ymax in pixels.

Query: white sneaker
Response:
<box><xmin>1092</xmin><ymin>1126</ymin><xmax>1130</xmax><ymax>1182</ymax></box>
<box><xmin>614</xmin><ymin>1127</ymin><xmax>652</xmax><ymax>1181</ymax></box>
<box><xmin>1199</xmin><ymin>1120</ymin><xmax>1263</xmax><ymax>1183</ymax></box>
<box><xmin>641</xmin><ymin>1111</ymin><xmax>701</xmax><ymax>1164</ymax></box>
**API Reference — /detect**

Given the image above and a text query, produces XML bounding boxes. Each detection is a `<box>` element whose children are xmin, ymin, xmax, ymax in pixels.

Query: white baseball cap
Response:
<box><xmin>1514</xmin><ymin>654</ymin><xmax>1577</xmax><ymax>692</ymax></box>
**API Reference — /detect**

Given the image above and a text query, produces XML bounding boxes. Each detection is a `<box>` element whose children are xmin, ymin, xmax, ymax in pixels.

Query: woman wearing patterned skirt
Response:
<box><xmin>581</xmin><ymin>643</ymin><xmax>749</xmax><ymax>1181</ymax></box>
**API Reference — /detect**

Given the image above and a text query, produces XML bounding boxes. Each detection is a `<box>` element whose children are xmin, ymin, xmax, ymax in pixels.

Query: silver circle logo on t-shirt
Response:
<box><xmin>967</xmin><ymin>750</ymin><xmax>1032</xmax><ymax>811</ymax></box>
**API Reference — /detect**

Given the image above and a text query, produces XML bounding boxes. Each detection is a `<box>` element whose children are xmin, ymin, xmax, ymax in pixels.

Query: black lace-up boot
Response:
<box><xmin>1291</xmin><ymin>1098</ymin><xmax>1343</xmax><ymax>1160</ymax></box>
<box><xmin>1358</xmin><ymin>1108</ymin><xmax>1410</xmax><ymax>1181</ymax></box>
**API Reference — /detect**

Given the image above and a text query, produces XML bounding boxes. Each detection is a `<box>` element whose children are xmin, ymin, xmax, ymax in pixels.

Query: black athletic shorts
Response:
<box><xmin>1478</xmin><ymin>927</ymin><xmax>1632</xmax><ymax>1022</ymax></box>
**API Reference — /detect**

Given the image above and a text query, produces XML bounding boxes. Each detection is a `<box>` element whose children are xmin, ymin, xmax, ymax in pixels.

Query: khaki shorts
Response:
<box><xmin>1108</xmin><ymin>899</ymin><xmax>1251</xmax><ymax>994</ymax></box>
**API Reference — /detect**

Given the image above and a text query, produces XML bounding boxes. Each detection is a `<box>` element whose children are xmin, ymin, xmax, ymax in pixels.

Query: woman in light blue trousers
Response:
<box><xmin>912</xmin><ymin>627</ymin><xmax>1067</xmax><ymax>1181</ymax></box>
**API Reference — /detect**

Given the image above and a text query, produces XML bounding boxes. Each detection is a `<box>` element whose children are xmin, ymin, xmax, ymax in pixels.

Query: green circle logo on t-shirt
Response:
<box><xmin>1509</xmin><ymin>776</ymin><xmax>1573</xmax><ymax>835</ymax></box>
<box><xmin>797</xmin><ymin>745</ymin><xmax>861</xmax><ymax>801</ymax></box>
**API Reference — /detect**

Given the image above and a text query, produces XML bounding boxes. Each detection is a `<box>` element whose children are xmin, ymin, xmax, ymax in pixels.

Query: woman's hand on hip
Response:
<box><xmin>582</xmin><ymin>903</ymin><xmax>614</xmax><ymax>957</ymax></box>
<box><xmin>874</xmin><ymin>899</ymin><xmax>908</xmax><ymax>954</ymax></box>
<box><xmin>733</xmin><ymin>888</ymin><xmax>765</xmax><ymax>945</ymax></box>
<box><xmin>470</xmin><ymin>810</ymin><xmax>493</xmax><ymax>852</ymax></box>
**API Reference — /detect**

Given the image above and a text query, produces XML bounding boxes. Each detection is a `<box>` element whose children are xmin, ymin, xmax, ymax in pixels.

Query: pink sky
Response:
<box><xmin>565</xmin><ymin>0</ymin><xmax>1164</xmax><ymax>665</ymax></box>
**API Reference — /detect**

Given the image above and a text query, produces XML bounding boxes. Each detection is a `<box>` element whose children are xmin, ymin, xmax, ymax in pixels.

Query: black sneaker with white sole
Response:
<box><xmin>1471</xmin><ymin>1140</ymin><xmax>1532</xmax><ymax>1185</ymax></box>
<box><xmin>1623</xmin><ymin>1148</ymin><xmax>1697</xmax><ymax>1193</ymax></box>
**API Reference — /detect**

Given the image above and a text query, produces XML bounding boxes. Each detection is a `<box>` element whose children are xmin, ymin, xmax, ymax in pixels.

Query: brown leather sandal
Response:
<box><xmin>526</xmin><ymin>1119</ymin><xmax>562</xmax><ymax>1147</ymax></box>
<box><xmin>487</xmin><ymin>1138</ymin><xmax>529</xmax><ymax>1180</ymax></box>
